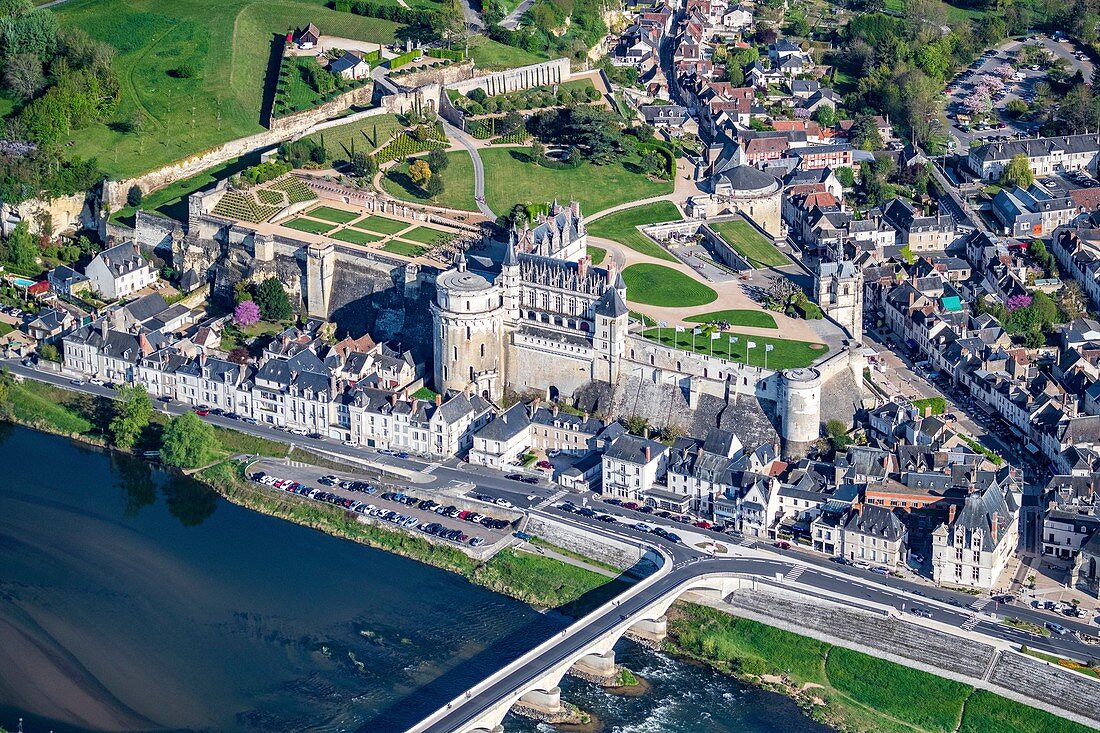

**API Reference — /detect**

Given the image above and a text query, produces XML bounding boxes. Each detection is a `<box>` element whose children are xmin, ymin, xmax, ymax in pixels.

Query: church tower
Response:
<box><xmin>815</xmin><ymin>258</ymin><xmax>863</xmax><ymax>343</ymax></box>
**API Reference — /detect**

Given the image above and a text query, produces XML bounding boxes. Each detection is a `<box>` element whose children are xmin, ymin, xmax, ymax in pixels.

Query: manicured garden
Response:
<box><xmin>381</xmin><ymin>151</ymin><xmax>477</xmax><ymax>211</ymax></box>
<box><xmin>303</xmin><ymin>112</ymin><xmax>408</xmax><ymax>160</ymax></box>
<box><xmin>331</xmin><ymin>228</ymin><xmax>382</xmax><ymax>245</ymax></box>
<box><xmin>480</xmin><ymin>148</ymin><xmax>674</xmax><ymax>217</ymax></box>
<box><xmin>381</xmin><ymin>240</ymin><xmax>428</xmax><ymax>257</ymax></box>
<box><xmin>621</xmin><ymin>264</ymin><xmax>717</xmax><ymax>307</ymax></box>
<box><xmin>355</xmin><ymin>215</ymin><xmax>410</xmax><ymax>236</ymax></box>
<box><xmin>400</xmin><ymin>226</ymin><xmax>451</xmax><ymax>246</ymax></box>
<box><xmin>586</xmin><ymin>201</ymin><xmax>681</xmax><ymax>262</ymax></box>
<box><xmin>53</xmin><ymin>0</ymin><xmax>405</xmax><ymax>178</ymax></box>
<box><xmin>641</xmin><ymin>326</ymin><xmax>827</xmax><ymax>369</ymax></box>
<box><xmin>281</xmin><ymin>216</ymin><xmax>335</xmax><ymax>234</ymax></box>
<box><xmin>685</xmin><ymin>309</ymin><xmax>778</xmax><ymax>329</ymax></box>
<box><xmin>709</xmin><ymin>219</ymin><xmax>788</xmax><ymax>268</ymax></box>
<box><xmin>306</xmin><ymin>205</ymin><xmax>359</xmax><ymax>224</ymax></box>
<box><xmin>667</xmin><ymin>603</ymin><xmax>1089</xmax><ymax>733</ymax></box>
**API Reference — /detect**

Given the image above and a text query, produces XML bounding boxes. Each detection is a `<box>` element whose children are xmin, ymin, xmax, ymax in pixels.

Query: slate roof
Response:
<box><xmin>604</xmin><ymin>433</ymin><xmax>667</xmax><ymax>464</ymax></box>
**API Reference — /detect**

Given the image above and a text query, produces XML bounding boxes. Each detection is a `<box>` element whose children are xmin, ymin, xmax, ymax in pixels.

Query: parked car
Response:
<box><xmin>773</xmin><ymin>540</ymin><xmax>791</xmax><ymax>550</ymax></box>
<box><xmin>1046</xmin><ymin>622</ymin><xmax>1069</xmax><ymax>635</ymax></box>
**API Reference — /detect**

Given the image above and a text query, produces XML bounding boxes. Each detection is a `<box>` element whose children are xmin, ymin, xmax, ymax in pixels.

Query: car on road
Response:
<box><xmin>1046</xmin><ymin>622</ymin><xmax>1069</xmax><ymax>635</ymax></box>
<box><xmin>505</xmin><ymin>473</ymin><xmax>524</xmax><ymax>481</ymax></box>
<box><xmin>871</xmin><ymin>566</ymin><xmax>890</xmax><ymax>575</ymax></box>
<box><xmin>773</xmin><ymin>540</ymin><xmax>791</xmax><ymax>549</ymax></box>
<box><xmin>69</xmin><ymin>378</ymin><xmax>85</xmax><ymax>386</ymax></box>
<box><xmin>666</xmin><ymin>532</ymin><xmax>682</xmax><ymax>543</ymax></box>
<box><xmin>194</xmin><ymin>409</ymin><xmax>209</xmax><ymax>416</ymax></box>
<box><xmin>521</xmin><ymin>476</ymin><xmax>539</xmax><ymax>484</ymax></box>
<box><xmin>909</xmin><ymin>607</ymin><xmax>933</xmax><ymax>618</ymax></box>
<box><xmin>158</xmin><ymin>395</ymin><xmax>172</xmax><ymax>403</ymax></box>
<box><xmin>495</xmin><ymin>498</ymin><xmax>513</xmax><ymax>508</ymax></box>
<box><xmin>89</xmin><ymin>378</ymin><xmax>105</xmax><ymax>386</ymax></box>
<box><xmin>829</xmin><ymin>556</ymin><xmax>851</xmax><ymax>565</ymax></box>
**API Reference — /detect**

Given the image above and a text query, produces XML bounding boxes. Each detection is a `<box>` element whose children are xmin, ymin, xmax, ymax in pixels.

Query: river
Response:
<box><xmin>0</xmin><ymin>425</ymin><xmax>829</xmax><ymax>733</ymax></box>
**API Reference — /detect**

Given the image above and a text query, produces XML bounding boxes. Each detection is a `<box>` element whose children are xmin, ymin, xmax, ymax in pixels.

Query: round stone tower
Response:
<box><xmin>431</xmin><ymin>253</ymin><xmax>504</xmax><ymax>401</ymax></box>
<box><xmin>778</xmin><ymin>367</ymin><xmax>823</xmax><ymax>458</ymax></box>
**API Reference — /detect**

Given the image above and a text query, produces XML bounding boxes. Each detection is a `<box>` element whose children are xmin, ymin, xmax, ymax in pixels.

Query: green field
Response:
<box><xmin>466</xmin><ymin>35</ymin><xmax>550</xmax><ymax>71</ymax></box>
<box><xmin>642</xmin><ymin>326</ymin><xmax>827</xmax><ymax>369</ymax></box>
<box><xmin>587</xmin><ymin>201</ymin><xmax>681</xmax><ymax>262</ymax></box>
<box><xmin>685</xmin><ymin>310</ymin><xmax>778</xmax><ymax>329</ymax></box>
<box><xmin>356</xmin><ymin>215</ymin><xmax>410</xmax><ymax>236</ymax></box>
<box><xmin>303</xmin><ymin>112</ymin><xmax>408</xmax><ymax>159</ymax></box>
<box><xmin>400</xmin><ymin>226</ymin><xmax>450</xmax><ymax>245</ymax></box>
<box><xmin>111</xmin><ymin>152</ymin><xmax>262</xmax><ymax>226</ymax></box>
<box><xmin>52</xmin><ymin>0</ymin><xmax>404</xmax><ymax>178</ymax></box>
<box><xmin>381</xmin><ymin>151</ymin><xmax>477</xmax><ymax>211</ymax></box>
<box><xmin>281</xmin><ymin>216</ymin><xmax>334</xmax><ymax>234</ymax></box>
<box><xmin>382</xmin><ymin>240</ymin><xmax>428</xmax><ymax>257</ymax></box>
<box><xmin>621</xmin><ymin>264</ymin><xmax>717</xmax><ymax>307</ymax></box>
<box><xmin>667</xmin><ymin>604</ymin><xmax>1091</xmax><ymax>733</ymax></box>
<box><xmin>480</xmin><ymin>148</ymin><xmax>673</xmax><ymax>218</ymax></box>
<box><xmin>331</xmin><ymin>228</ymin><xmax>382</xmax><ymax>245</ymax></box>
<box><xmin>587</xmin><ymin>246</ymin><xmax>606</xmax><ymax>265</ymax></box>
<box><xmin>709</xmin><ymin>219</ymin><xmax>788</xmax><ymax>268</ymax></box>
<box><xmin>306</xmin><ymin>205</ymin><xmax>359</xmax><ymax>224</ymax></box>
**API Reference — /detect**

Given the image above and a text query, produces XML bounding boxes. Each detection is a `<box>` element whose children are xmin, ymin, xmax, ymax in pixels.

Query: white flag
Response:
<box><xmin>675</xmin><ymin>325</ymin><xmax>685</xmax><ymax>332</ymax></box>
<box><xmin>765</xmin><ymin>344</ymin><xmax>774</xmax><ymax>352</ymax></box>
<box><xmin>693</xmin><ymin>327</ymin><xmax>702</xmax><ymax>336</ymax></box>
<box><xmin>729</xmin><ymin>335</ymin><xmax>738</xmax><ymax>342</ymax></box>
<box><xmin>710</xmin><ymin>331</ymin><xmax>720</xmax><ymax>340</ymax></box>
<box><xmin>747</xmin><ymin>341</ymin><xmax>757</xmax><ymax>349</ymax></box>
<box><xmin>659</xmin><ymin>321</ymin><xmax>668</xmax><ymax>328</ymax></box>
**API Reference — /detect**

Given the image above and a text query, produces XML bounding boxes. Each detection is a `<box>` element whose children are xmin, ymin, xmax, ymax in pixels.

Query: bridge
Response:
<box><xmin>406</xmin><ymin>552</ymin><xmax>850</xmax><ymax>733</ymax></box>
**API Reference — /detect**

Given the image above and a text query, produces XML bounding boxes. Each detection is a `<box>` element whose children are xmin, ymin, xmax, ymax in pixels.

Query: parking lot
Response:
<box><xmin>944</xmin><ymin>35</ymin><xmax>1094</xmax><ymax>150</ymax></box>
<box><xmin>249</xmin><ymin>460</ymin><xmax>519</xmax><ymax>550</ymax></box>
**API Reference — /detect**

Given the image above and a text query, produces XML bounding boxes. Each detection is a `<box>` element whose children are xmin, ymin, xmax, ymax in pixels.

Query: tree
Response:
<box><xmin>812</xmin><ymin>105</ymin><xmax>839</xmax><ymax>128</ymax></box>
<box><xmin>3</xmin><ymin>52</ymin><xmax>42</xmax><ymax>100</ymax></box>
<box><xmin>109</xmin><ymin>383</ymin><xmax>152</xmax><ymax>449</ymax></box>
<box><xmin>1000</xmin><ymin>153</ymin><xmax>1034</xmax><ymax>188</ymax></box>
<box><xmin>233</xmin><ymin>299</ymin><xmax>260</xmax><ymax>327</ymax></box>
<box><xmin>424</xmin><ymin>174</ymin><xmax>445</xmax><ymax>198</ymax></box>
<box><xmin>836</xmin><ymin>166</ymin><xmax>855</xmax><ymax>188</ymax></box>
<box><xmin>126</xmin><ymin>184</ymin><xmax>142</xmax><ymax>207</ymax></box>
<box><xmin>173</xmin><ymin>63</ymin><xmax>195</xmax><ymax>78</ymax></box>
<box><xmin>1060</xmin><ymin>282</ymin><xmax>1085</xmax><ymax>321</ymax></box>
<box><xmin>427</xmin><ymin>147</ymin><xmax>449</xmax><ymax>172</ymax></box>
<box><xmin>825</xmin><ymin>418</ymin><xmax>851</xmax><ymax>451</ymax></box>
<box><xmin>640</xmin><ymin>150</ymin><xmax>666</xmax><ymax>177</ymax></box>
<box><xmin>160</xmin><ymin>411</ymin><xmax>218</xmax><ymax>469</ymax></box>
<box><xmin>127</xmin><ymin>108</ymin><xmax>146</xmax><ymax>134</ymax></box>
<box><xmin>348</xmin><ymin>151</ymin><xmax>375</xmax><ymax>178</ymax></box>
<box><xmin>228</xmin><ymin>346</ymin><xmax>250</xmax><ymax>364</ymax></box>
<box><xmin>849</xmin><ymin>113</ymin><xmax>883</xmax><ymax>151</ymax></box>
<box><xmin>408</xmin><ymin>158</ymin><xmax>431</xmax><ymax>188</ymax></box>
<box><xmin>6</xmin><ymin>220</ymin><xmax>36</xmax><ymax>271</ymax></box>
<box><xmin>254</xmin><ymin>277</ymin><xmax>292</xmax><ymax>321</ymax></box>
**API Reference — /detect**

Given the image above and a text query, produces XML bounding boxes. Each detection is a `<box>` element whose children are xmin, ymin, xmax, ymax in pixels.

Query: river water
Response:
<box><xmin>0</xmin><ymin>426</ymin><xmax>829</xmax><ymax>733</ymax></box>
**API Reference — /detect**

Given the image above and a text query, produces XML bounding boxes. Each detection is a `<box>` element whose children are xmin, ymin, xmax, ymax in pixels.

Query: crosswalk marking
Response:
<box><xmin>422</xmin><ymin>463</ymin><xmax>441</xmax><ymax>474</ymax></box>
<box><xmin>784</xmin><ymin>565</ymin><xmax>805</xmax><ymax>583</ymax></box>
<box><xmin>740</xmin><ymin>538</ymin><xmax>757</xmax><ymax>549</ymax></box>
<box><xmin>538</xmin><ymin>489</ymin><xmax>568</xmax><ymax>508</ymax></box>
<box><xmin>961</xmin><ymin>614</ymin><xmax>981</xmax><ymax>632</ymax></box>
<box><xmin>970</xmin><ymin>597</ymin><xmax>991</xmax><ymax>611</ymax></box>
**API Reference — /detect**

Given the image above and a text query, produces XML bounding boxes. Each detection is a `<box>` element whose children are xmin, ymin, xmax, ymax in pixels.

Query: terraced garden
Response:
<box><xmin>400</xmin><ymin>227</ymin><xmax>451</xmax><ymax>246</ymax></box>
<box><xmin>211</xmin><ymin>191</ymin><xmax>280</xmax><ymax>223</ymax></box>
<box><xmin>331</xmin><ymin>229</ymin><xmax>382</xmax><ymax>245</ymax></box>
<box><xmin>709</xmin><ymin>219</ymin><xmax>788</xmax><ymax>269</ymax></box>
<box><xmin>306</xmin><ymin>205</ymin><xmax>359</xmax><ymax>224</ymax></box>
<box><xmin>356</xmin><ymin>216</ymin><xmax>410</xmax><ymax>236</ymax></box>
<box><xmin>382</xmin><ymin>240</ymin><xmax>428</xmax><ymax>257</ymax></box>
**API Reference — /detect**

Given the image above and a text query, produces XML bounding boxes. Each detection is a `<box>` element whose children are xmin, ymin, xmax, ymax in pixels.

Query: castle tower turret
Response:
<box><xmin>431</xmin><ymin>253</ymin><xmax>505</xmax><ymax>401</ymax></box>
<box><xmin>501</xmin><ymin>231</ymin><xmax>521</xmax><ymax>321</ymax></box>
<box><xmin>778</xmin><ymin>367</ymin><xmax>822</xmax><ymax>458</ymax></box>
<box><xmin>593</xmin><ymin>284</ymin><xmax>629</xmax><ymax>384</ymax></box>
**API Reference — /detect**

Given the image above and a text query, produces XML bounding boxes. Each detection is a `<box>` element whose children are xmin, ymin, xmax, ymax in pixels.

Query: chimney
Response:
<box><xmin>645</xmin><ymin>445</ymin><xmax>651</xmax><ymax>462</ymax></box>
<box><xmin>390</xmin><ymin>393</ymin><xmax>397</xmax><ymax>406</ymax></box>
<box><xmin>99</xmin><ymin>318</ymin><xmax>108</xmax><ymax>339</ymax></box>
<box><xmin>583</xmin><ymin>410</ymin><xmax>589</xmax><ymax>421</ymax></box>
<box><xmin>643</xmin><ymin>426</ymin><xmax>650</xmax><ymax>439</ymax></box>
<box><xmin>435</xmin><ymin>392</ymin><xmax>442</xmax><ymax>407</ymax></box>
<box><xmin>947</xmin><ymin>503</ymin><xmax>957</xmax><ymax>525</ymax></box>
<box><xmin>330</xmin><ymin>372</ymin><xmax>337</xmax><ymax>396</ymax></box>
<box><xmin>991</xmin><ymin>511</ymin><xmax>1000</xmax><ymax>543</ymax></box>
<box><xmin>578</xmin><ymin>256</ymin><xmax>588</xmax><ymax>279</ymax></box>
<box><xmin>696</xmin><ymin>443</ymin><xmax>703</xmax><ymax>457</ymax></box>
<box><xmin>402</xmin><ymin>387</ymin><xmax>409</xmax><ymax>401</ymax></box>
<box><xmin>552</xmin><ymin>403</ymin><xmax>559</xmax><ymax>417</ymax></box>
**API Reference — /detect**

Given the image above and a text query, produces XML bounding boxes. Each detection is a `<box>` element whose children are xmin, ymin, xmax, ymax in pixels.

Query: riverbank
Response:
<box><xmin>664</xmin><ymin>602</ymin><xmax>1095</xmax><ymax>733</ymax></box>
<box><xmin>0</xmin><ymin>375</ymin><xmax>631</xmax><ymax>613</ymax></box>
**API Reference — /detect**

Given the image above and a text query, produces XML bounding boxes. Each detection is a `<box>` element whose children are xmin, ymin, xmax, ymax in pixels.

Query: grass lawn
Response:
<box><xmin>685</xmin><ymin>309</ymin><xmax>778</xmax><ymax>329</ymax></box>
<box><xmin>958</xmin><ymin>690</ymin><xmax>1095</xmax><ymax>733</ymax></box>
<box><xmin>355</xmin><ymin>215</ymin><xmax>410</xmax><ymax>235</ymax></box>
<box><xmin>381</xmin><ymin>151</ymin><xmax>477</xmax><ymax>211</ymax></box>
<box><xmin>587</xmin><ymin>201</ymin><xmax>681</xmax><ymax>262</ymax></box>
<box><xmin>480</xmin><ymin>148</ymin><xmax>673</xmax><ymax>217</ymax></box>
<box><xmin>472</xmin><ymin>548</ymin><xmax>618</xmax><ymax>609</ymax></box>
<box><xmin>303</xmin><ymin>112</ymin><xmax>407</xmax><ymax>159</ymax></box>
<box><xmin>642</xmin><ymin>326</ymin><xmax>828</xmax><ymax>369</ymax></box>
<box><xmin>53</xmin><ymin>0</ymin><xmax>404</xmax><ymax>178</ymax></box>
<box><xmin>466</xmin><ymin>35</ymin><xmax>549</xmax><ymax>70</ymax></box>
<box><xmin>281</xmin><ymin>216</ymin><xmax>334</xmax><ymax>234</ymax></box>
<box><xmin>331</xmin><ymin>228</ymin><xmax>382</xmax><ymax>245</ymax></box>
<box><xmin>400</xmin><ymin>226</ymin><xmax>451</xmax><ymax>245</ymax></box>
<box><xmin>110</xmin><ymin>152</ymin><xmax>262</xmax><ymax>226</ymax></box>
<box><xmin>305</xmin><ymin>205</ymin><xmax>359</xmax><ymax>224</ymax></box>
<box><xmin>621</xmin><ymin>264</ymin><xmax>717</xmax><ymax>307</ymax></box>
<box><xmin>587</xmin><ymin>246</ymin><xmax>606</xmax><ymax>265</ymax></box>
<box><xmin>382</xmin><ymin>240</ymin><xmax>428</xmax><ymax>257</ymax></box>
<box><xmin>709</xmin><ymin>220</ymin><xmax>788</xmax><ymax>268</ymax></box>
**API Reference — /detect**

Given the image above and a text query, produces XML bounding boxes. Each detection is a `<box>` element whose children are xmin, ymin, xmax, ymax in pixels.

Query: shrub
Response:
<box><xmin>126</xmin><ymin>184</ymin><xmax>143</xmax><ymax>207</ymax></box>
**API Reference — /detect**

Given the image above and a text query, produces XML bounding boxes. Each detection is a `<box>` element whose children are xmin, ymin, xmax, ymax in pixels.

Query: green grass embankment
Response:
<box><xmin>665</xmin><ymin>602</ymin><xmax>1091</xmax><ymax>733</ymax></box>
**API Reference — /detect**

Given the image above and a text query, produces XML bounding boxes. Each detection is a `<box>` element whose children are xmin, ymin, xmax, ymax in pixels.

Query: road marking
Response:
<box><xmin>784</xmin><ymin>565</ymin><xmax>805</xmax><ymax>583</ymax></box>
<box><xmin>961</xmin><ymin>614</ymin><xmax>981</xmax><ymax>632</ymax></box>
<box><xmin>740</xmin><ymin>538</ymin><xmax>757</xmax><ymax>549</ymax></box>
<box><xmin>970</xmin><ymin>597</ymin><xmax>991</xmax><ymax>611</ymax></box>
<box><xmin>423</xmin><ymin>463</ymin><xmax>441</xmax><ymax>474</ymax></box>
<box><xmin>537</xmin><ymin>489</ymin><xmax>567</xmax><ymax>509</ymax></box>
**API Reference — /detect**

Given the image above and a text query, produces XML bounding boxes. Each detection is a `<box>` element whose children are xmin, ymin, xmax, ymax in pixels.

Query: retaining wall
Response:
<box><xmin>526</xmin><ymin>514</ymin><xmax>659</xmax><ymax>575</ymax></box>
